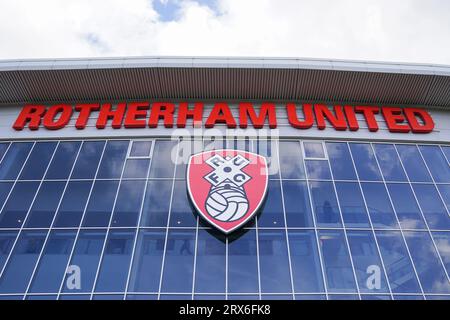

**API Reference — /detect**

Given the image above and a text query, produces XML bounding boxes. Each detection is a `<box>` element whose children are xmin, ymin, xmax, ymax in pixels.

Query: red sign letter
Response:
<box><xmin>43</xmin><ymin>104</ymin><xmax>73</xmax><ymax>130</ymax></box>
<box><xmin>382</xmin><ymin>107</ymin><xmax>410</xmax><ymax>133</ymax></box>
<box><xmin>239</xmin><ymin>102</ymin><xmax>277</xmax><ymax>129</ymax></box>
<box><xmin>314</xmin><ymin>105</ymin><xmax>347</xmax><ymax>131</ymax></box>
<box><xmin>177</xmin><ymin>102</ymin><xmax>204</xmax><ymax>128</ymax></box>
<box><xmin>286</xmin><ymin>103</ymin><xmax>314</xmax><ymax>129</ymax></box>
<box><xmin>148</xmin><ymin>102</ymin><xmax>175</xmax><ymax>128</ymax></box>
<box><xmin>13</xmin><ymin>105</ymin><xmax>46</xmax><ymax>130</ymax></box>
<box><xmin>205</xmin><ymin>103</ymin><xmax>237</xmax><ymax>128</ymax></box>
<box><xmin>124</xmin><ymin>102</ymin><xmax>150</xmax><ymax>128</ymax></box>
<box><xmin>75</xmin><ymin>103</ymin><xmax>100</xmax><ymax>129</ymax></box>
<box><xmin>96</xmin><ymin>103</ymin><xmax>126</xmax><ymax>129</ymax></box>
<box><xmin>404</xmin><ymin>108</ymin><xmax>434</xmax><ymax>133</ymax></box>
<box><xmin>355</xmin><ymin>106</ymin><xmax>380</xmax><ymax>132</ymax></box>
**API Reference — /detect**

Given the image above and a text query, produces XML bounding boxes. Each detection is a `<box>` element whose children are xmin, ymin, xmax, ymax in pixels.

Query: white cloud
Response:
<box><xmin>0</xmin><ymin>0</ymin><xmax>449</xmax><ymax>64</ymax></box>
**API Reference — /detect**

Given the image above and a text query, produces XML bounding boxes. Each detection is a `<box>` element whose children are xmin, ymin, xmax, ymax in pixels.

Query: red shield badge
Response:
<box><xmin>187</xmin><ymin>149</ymin><xmax>268</xmax><ymax>234</ymax></box>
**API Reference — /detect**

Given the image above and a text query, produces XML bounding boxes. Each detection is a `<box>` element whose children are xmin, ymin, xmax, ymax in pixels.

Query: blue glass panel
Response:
<box><xmin>122</xmin><ymin>159</ymin><xmax>150</xmax><ymax>178</ymax></box>
<box><xmin>62</xmin><ymin>230</ymin><xmax>106</xmax><ymax>293</ymax></box>
<box><xmin>0</xmin><ymin>142</ymin><xmax>33</xmax><ymax>180</ymax></box>
<box><xmin>335</xmin><ymin>182</ymin><xmax>370</xmax><ymax>227</ymax></box>
<box><xmin>318</xmin><ymin>230</ymin><xmax>357</xmax><ymax>293</ymax></box>
<box><xmin>419</xmin><ymin>145</ymin><xmax>450</xmax><ymax>183</ymax></box>
<box><xmin>412</xmin><ymin>184</ymin><xmax>450</xmax><ymax>229</ymax></box>
<box><xmin>304</xmin><ymin>142</ymin><xmax>325</xmax><ymax>158</ymax></box>
<box><xmin>19</xmin><ymin>142</ymin><xmax>57</xmax><ymax>180</ymax></box>
<box><xmin>328</xmin><ymin>295</ymin><xmax>359</xmax><ymax>300</ymax></box>
<box><xmin>256</xmin><ymin>139</ymin><xmax>279</xmax><ymax>179</ymax></box>
<box><xmin>96</xmin><ymin>141</ymin><xmax>129</xmax><ymax>179</ymax></box>
<box><xmin>258</xmin><ymin>230</ymin><xmax>292</xmax><ymax>293</ymax></box>
<box><xmin>393</xmin><ymin>295</ymin><xmax>424</xmax><ymax>300</ymax></box>
<box><xmin>130</xmin><ymin>141</ymin><xmax>152</xmax><ymax>157</ymax></box>
<box><xmin>361</xmin><ymin>183</ymin><xmax>398</xmax><ymax>228</ymax></box>
<box><xmin>309</xmin><ymin>181</ymin><xmax>342</xmax><ymax>227</ymax></box>
<box><xmin>228</xmin><ymin>230</ymin><xmax>258</xmax><ymax>293</ymax></box>
<box><xmin>29</xmin><ymin>230</ymin><xmax>76</xmax><ymax>293</ymax></box>
<box><xmin>278</xmin><ymin>141</ymin><xmax>304</xmax><ymax>179</ymax></box>
<box><xmin>126</xmin><ymin>295</ymin><xmax>157</xmax><ymax>300</ymax></box>
<box><xmin>305</xmin><ymin>160</ymin><xmax>331</xmax><ymax>180</ymax></box>
<box><xmin>282</xmin><ymin>181</ymin><xmax>313</xmax><ymax>227</ymax></box>
<box><xmin>387</xmin><ymin>183</ymin><xmax>426</xmax><ymax>229</ymax></box>
<box><xmin>176</xmin><ymin>140</ymin><xmax>202</xmax><ymax>179</ymax></box>
<box><xmin>25</xmin><ymin>181</ymin><xmax>66</xmax><ymax>228</ymax></box>
<box><xmin>347</xmin><ymin>231</ymin><xmax>389</xmax><ymax>294</ymax></box>
<box><xmin>0</xmin><ymin>181</ymin><xmax>39</xmax><ymax>228</ymax></box>
<box><xmin>425</xmin><ymin>295</ymin><xmax>450</xmax><ymax>300</ymax></box>
<box><xmin>257</xmin><ymin>180</ymin><xmax>284</xmax><ymax>227</ymax></box>
<box><xmin>437</xmin><ymin>185</ymin><xmax>450</xmax><ymax>211</ymax></box>
<box><xmin>326</xmin><ymin>142</ymin><xmax>357</xmax><ymax>180</ymax></box>
<box><xmin>261</xmin><ymin>295</ymin><xmax>293</xmax><ymax>300</ymax></box>
<box><xmin>111</xmin><ymin>180</ymin><xmax>146</xmax><ymax>227</ymax></box>
<box><xmin>0</xmin><ymin>182</ymin><xmax>13</xmax><ymax>207</ymax></box>
<box><xmin>442</xmin><ymin>146</ymin><xmax>450</xmax><ymax>162</ymax></box>
<box><xmin>194</xmin><ymin>229</ymin><xmax>226</xmax><ymax>293</ymax></box>
<box><xmin>295</xmin><ymin>294</ymin><xmax>326</xmax><ymax>300</ymax></box>
<box><xmin>149</xmin><ymin>140</ymin><xmax>177</xmax><ymax>178</ymax></box>
<box><xmin>82</xmin><ymin>180</ymin><xmax>119</xmax><ymax>227</ymax></box>
<box><xmin>160</xmin><ymin>294</ymin><xmax>191</xmax><ymax>300</ymax></box>
<box><xmin>0</xmin><ymin>231</ymin><xmax>46</xmax><ymax>293</ymax></box>
<box><xmin>432</xmin><ymin>232</ymin><xmax>450</xmax><ymax>274</ymax></box>
<box><xmin>140</xmin><ymin>180</ymin><xmax>172</xmax><ymax>227</ymax></box>
<box><xmin>0</xmin><ymin>230</ymin><xmax>18</xmax><ymax>271</ymax></box>
<box><xmin>228</xmin><ymin>295</ymin><xmax>260</xmax><ymax>300</ymax></box>
<box><xmin>161</xmin><ymin>229</ymin><xmax>195</xmax><ymax>293</ymax></box>
<box><xmin>0</xmin><ymin>295</ymin><xmax>23</xmax><ymax>300</ymax></box>
<box><xmin>26</xmin><ymin>295</ymin><xmax>57</xmax><ymax>300</ymax></box>
<box><xmin>375</xmin><ymin>231</ymin><xmax>422</xmax><ymax>293</ymax></box>
<box><xmin>396</xmin><ymin>145</ymin><xmax>431</xmax><ymax>182</ymax></box>
<box><xmin>288</xmin><ymin>230</ymin><xmax>324</xmax><ymax>293</ymax></box>
<box><xmin>127</xmin><ymin>229</ymin><xmax>165</xmax><ymax>292</ymax></box>
<box><xmin>349</xmin><ymin>143</ymin><xmax>382</xmax><ymax>181</ymax></box>
<box><xmin>404</xmin><ymin>231</ymin><xmax>450</xmax><ymax>294</ymax></box>
<box><xmin>93</xmin><ymin>295</ymin><xmax>123</xmax><ymax>300</ymax></box>
<box><xmin>71</xmin><ymin>141</ymin><xmax>105</xmax><ymax>179</ymax></box>
<box><xmin>45</xmin><ymin>141</ymin><xmax>81</xmax><ymax>179</ymax></box>
<box><xmin>361</xmin><ymin>295</ymin><xmax>391</xmax><ymax>300</ymax></box>
<box><xmin>95</xmin><ymin>230</ymin><xmax>135</xmax><ymax>292</ymax></box>
<box><xmin>170</xmin><ymin>180</ymin><xmax>196</xmax><ymax>227</ymax></box>
<box><xmin>194</xmin><ymin>295</ymin><xmax>226</xmax><ymax>300</ymax></box>
<box><xmin>59</xmin><ymin>295</ymin><xmax>91</xmax><ymax>300</ymax></box>
<box><xmin>0</xmin><ymin>143</ymin><xmax>9</xmax><ymax>161</ymax></box>
<box><xmin>373</xmin><ymin>144</ymin><xmax>407</xmax><ymax>182</ymax></box>
<box><xmin>54</xmin><ymin>181</ymin><xmax>92</xmax><ymax>227</ymax></box>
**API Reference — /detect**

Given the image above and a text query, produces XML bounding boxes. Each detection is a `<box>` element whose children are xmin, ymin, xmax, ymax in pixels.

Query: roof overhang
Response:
<box><xmin>0</xmin><ymin>56</ymin><xmax>449</xmax><ymax>109</ymax></box>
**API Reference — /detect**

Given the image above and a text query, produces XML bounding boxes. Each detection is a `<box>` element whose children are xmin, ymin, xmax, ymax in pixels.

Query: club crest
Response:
<box><xmin>187</xmin><ymin>149</ymin><xmax>268</xmax><ymax>234</ymax></box>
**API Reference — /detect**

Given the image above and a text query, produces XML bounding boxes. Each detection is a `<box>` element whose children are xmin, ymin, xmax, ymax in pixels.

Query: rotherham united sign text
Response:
<box><xmin>13</xmin><ymin>101</ymin><xmax>435</xmax><ymax>133</ymax></box>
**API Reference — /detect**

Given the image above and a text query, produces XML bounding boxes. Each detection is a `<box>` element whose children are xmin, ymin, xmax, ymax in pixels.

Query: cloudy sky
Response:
<box><xmin>0</xmin><ymin>0</ymin><xmax>449</xmax><ymax>64</ymax></box>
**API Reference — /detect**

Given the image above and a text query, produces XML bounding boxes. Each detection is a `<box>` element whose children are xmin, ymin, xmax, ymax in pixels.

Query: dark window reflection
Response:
<box><xmin>309</xmin><ymin>181</ymin><xmax>342</xmax><ymax>227</ymax></box>
<box><xmin>288</xmin><ymin>230</ymin><xmax>325</xmax><ymax>293</ymax></box>
<box><xmin>432</xmin><ymin>232</ymin><xmax>450</xmax><ymax>274</ymax></box>
<box><xmin>326</xmin><ymin>142</ymin><xmax>357</xmax><ymax>180</ymax></box>
<box><xmin>437</xmin><ymin>185</ymin><xmax>450</xmax><ymax>211</ymax></box>
<box><xmin>419</xmin><ymin>145</ymin><xmax>450</xmax><ymax>183</ymax></box>
<box><xmin>194</xmin><ymin>229</ymin><xmax>226</xmax><ymax>293</ymax></box>
<box><xmin>149</xmin><ymin>140</ymin><xmax>177</xmax><ymax>178</ymax></box>
<box><xmin>71</xmin><ymin>141</ymin><xmax>105</xmax><ymax>179</ymax></box>
<box><xmin>54</xmin><ymin>181</ymin><xmax>92</xmax><ymax>227</ymax></box>
<box><xmin>122</xmin><ymin>159</ymin><xmax>150</xmax><ymax>178</ymax></box>
<box><xmin>412</xmin><ymin>184</ymin><xmax>450</xmax><ymax>230</ymax></box>
<box><xmin>335</xmin><ymin>182</ymin><xmax>370</xmax><ymax>228</ymax></box>
<box><xmin>45</xmin><ymin>141</ymin><xmax>81</xmax><ymax>179</ymax></box>
<box><xmin>258</xmin><ymin>230</ymin><xmax>292</xmax><ymax>293</ymax></box>
<box><xmin>0</xmin><ymin>231</ymin><xmax>18</xmax><ymax>272</ymax></box>
<box><xmin>19</xmin><ymin>142</ymin><xmax>57</xmax><ymax>180</ymax></box>
<box><xmin>140</xmin><ymin>180</ymin><xmax>172</xmax><ymax>227</ymax></box>
<box><xmin>95</xmin><ymin>230</ymin><xmax>135</xmax><ymax>292</ymax></box>
<box><xmin>396</xmin><ymin>145</ymin><xmax>431</xmax><ymax>182</ymax></box>
<box><xmin>361</xmin><ymin>183</ymin><xmax>398</xmax><ymax>229</ymax></box>
<box><xmin>62</xmin><ymin>230</ymin><xmax>106</xmax><ymax>293</ymax></box>
<box><xmin>305</xmin><ymin>160</ymin><xmax>331</xmax><ymax>180</ymax></box>
<box><xmin>96</xmin><ymin>140</ymin><xmax>129</xmax><ymax>179</ymax></box>
<box><xmin>161</xmin><ymin>229</ymin><xmax>195</xmax><ymax>293</ymax></box>
<box><xmin>318</xmin><ymin>230</ymin><xmax>357</xmax><ymax>293</ymax></box>
<box><xmin>278</xmin><ymin>141</ymin><xmax>304</xmax><ymax>179</ymax></box>
<box><xmin>387</xmin><ymin>183</ymin><xmax>426</xmax><ymax>230</ymax></box>
<box><xmin>111</xmin><ymin>180</ymin><xmax>146</xmax><ymax>227</ymax></box>
<box><xmin>0</xmin><ymin>231</ymin><xmax>46</xmax><ymax>293</ymax></box>
<box><xmin>29</xmin><ymin>230</ymin><xmax>76</xmax><ymax>293</ymax></box>
<box><xmin>82</xmin><ymin>180</ymin><xmax>119</xmax><ymax>227</ymax></box>
<box><xmin>257</xmin><ymin>180</ymin><xmax>284</xmax><ymax>227</ymax></box>
<box><xmin>169</xmin><ymin>180</ymin><xmax>196</xmax><ymax>227</ymax></box>
<box><xmin>283</xmin><ymin>181</ymin><xmax>313</xmax><ymax>227</ymax></box>
<box><xmin>127</xmin><ymin>229</ymin><xmax>165</xmax><ymax>293</ymax></box>
<box><xmin>228</xmin><ymin>230</ymin><xmax>259</xmax><ymax>294</ymax></box>
<box><xmin>0</xmin><ymin>142</ymin><xmax>33</xmax><ymax>180</ymax></box>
